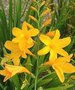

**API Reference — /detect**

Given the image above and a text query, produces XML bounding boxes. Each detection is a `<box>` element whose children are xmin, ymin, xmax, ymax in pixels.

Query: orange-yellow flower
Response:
<box><xmin>38</xmin><ymin>30</ymin><xmax>71</xmax><ymax>59</ymax></box>
<box><xmin>43</xmin><ymin>54</ymin><xmax>75</xmax><ymax>83</ymax></box>
<box><xmin>4</xmin><ymin>41</ymin><xmax>34</xmax><ymax>65</ymax></box>
<box><xmin>12</xmin><ymin>21</ymin><xmax>39</xmax><ymax>51</ymax></box>
<box><xmin>0</xmin><ymin>64</ymin><xmax>32</xmax><ymax>82</ymax></box>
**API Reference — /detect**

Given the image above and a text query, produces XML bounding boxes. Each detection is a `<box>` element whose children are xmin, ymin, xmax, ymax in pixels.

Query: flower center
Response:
<box><xmin>20</xmin><ymin>33</ymin><xmax>24</xmax><ymax>38</ymax></box>
<box><xmin>25</xmin><ymin>35</ymin><xmax>29</xmax><ymax>39</ymax></box>
<box><xmin>49</xmin><ymin>44</ymin><xmax>54</xmax><ymax>49</ymax></box>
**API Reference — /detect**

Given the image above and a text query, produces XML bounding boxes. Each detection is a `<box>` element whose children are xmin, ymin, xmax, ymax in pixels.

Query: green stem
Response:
<box><xmin>34</xmin><ymin>1</ymin><xmax>40</xmax><ymax>90</ymax></box>
<box><xmin>35</xmin><ymin>57</ymin><xmax>38</xmax><ymax>90</ymax></box>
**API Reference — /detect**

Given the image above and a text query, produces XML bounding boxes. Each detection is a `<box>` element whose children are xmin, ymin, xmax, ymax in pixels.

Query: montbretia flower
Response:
<box><xmin>43</xmin><ymin>54</ymin><xmax>75</xmax><ymax>83</ymax></box>
<box><xmin>4</xmin><ymin>41</ymin><xmax>34</xmax><ymax>65</ymax></box>
<box><xmin>38</xmin><ymin>30</ymin><xmax>71</xmax><ymax>59</ymax></box>
<box><xmin>0</xmin><ymin>64</ymin><xmax>32</xmax><ymax>82</ymax></box>
<box><xmin>12</xmin><ymin>21</ymin><xmax>39</xmax><ymax>51</ymax></box>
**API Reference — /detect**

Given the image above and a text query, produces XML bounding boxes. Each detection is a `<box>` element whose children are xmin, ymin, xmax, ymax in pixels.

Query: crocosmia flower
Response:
<box><xmin>43</xmin><ymin>54</ymin><xmax>75</xmax><ymax>82</ymax></box>
<box><xmin>38</xmin><ymin>30</ymin><xmax>71</xmax><ymax>60</ymax></box>
<box><xmin>4</xmin><ymin>41</ymin><xmax>34</xmax><ymax>65</ymax></box>
<box><xmin>12</xmin><ymin>21</ymin><xmax>39</xmax><ymax>51</ymax></box>
<box><xmin>0</xmin><ymin>64</ymin><xmax>32</xmax><ymax>82</ymax></box>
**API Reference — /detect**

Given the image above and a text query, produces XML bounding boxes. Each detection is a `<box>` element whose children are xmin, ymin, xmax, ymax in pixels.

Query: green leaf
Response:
<box><xmin>14</xmin><ymin>0</ymin><xmax>21</xmax><ymax>27</ymax></box>
<box><xmin>38</xmin><ymin>78</ymin><xmax>52</xmax><ymax>86</ymax></box>
<box><xmin>9</xmin><ymin>0</ymin><xmax>13</xmax><ymax>40</ymax></box>
<box><xmin>44</xmin><ymin>84</ymin><xmax>73</xmax><ymax>90</ymax></box>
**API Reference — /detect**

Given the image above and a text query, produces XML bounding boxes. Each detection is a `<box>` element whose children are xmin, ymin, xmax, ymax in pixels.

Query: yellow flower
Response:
<box><xmin>4</xmin><ymin>41</ymin><xmax>34</xmax><ymax>65</ymax></box>
<box><xmin>38</xmin><ymin>30</ymin><xmax>71</xmax><ymax>59</ymax></box>
<box><xmin>12</xmin><ymin>21</ymin><xmax>39</xmax><ymax>51</ymax></box>
<box><xmin>0</xmin><ymin>64</ymin><xmax>32</xmax><ymax>82</ymax></box>
<box><xmin>43</xmin><ymin>54</ymin><xmax>75</xmax><ymax>82</ymax></box>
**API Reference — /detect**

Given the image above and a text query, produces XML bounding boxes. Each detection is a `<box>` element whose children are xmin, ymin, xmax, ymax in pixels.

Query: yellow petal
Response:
<box><xmin>5</xmin><ymin>64</ymin><xmax>19</xmax><ymax>75</ymax></box>
<box><xmin>27</xmin><ymin>38</ymin><xmax>34</xmax><ymax>48</ymax></box>
<box><xmin>6</xmin><ymin>52</ymin><xmax>20</xmax><ymax>66</ymax></box>
<box><xmin>18</xmin><ymin>38</ymin><xmax>34</xmax><ymax>51</ymax></box>
<box><xmin>26</xmin><ymin>22</ymin><xmax>34</xmax><ymax>29</ymax></box>
<box><xmin>57</xmin><ymin>37</ymin><xmax>71</xmax><ymax>48</ymax></box>
<box><xmin>28</xmin><ymin>29</ymin><xmax>39</xmax><ymax>37</ymax></box>
<box><xmin>12</xmin><ymin>38</ymin><xmax>19</xmax><ymax>43</ymax></box>
<box><xmin>13</xmin><ymin>54</ymin><xmax>20</xmax><ymax>66</ymax></box>
<box><xmin>13</xmin><ymin>59</ymin><xmax>20</xmax><ymax>66</ymax></box>
<box><xmin>56</xmin><ymin>54</ymin><xmax>73</xmax><ymax>64</ymax></box>
<box><xmin>53</xmin><ymin>30</ymin><xmax>60</xmax><ymax>41</ymax></box>
<box><xmin>22</xmin><ymin>22</ymin><xmax>28</xmax><ymax>32</ymax></box>
<box><xmin>5</xmin><ymin>41</ymin><xmax>19</xmax><ymax>52</ymax></box>
<box><xmin>3</xmin><ymin>75</ymin><xmax>11</xmax><ymax>82</ymax></box>
<box><xmin>12</xmin><ymin>27</ymin><xmax>22</xmax><ymax>36</ymax></box>
<box><xmin>38</xmin><ymin>46</ymin><xmax>50</xmax><ymax>55</ymax></box>
<box><xmin>22</xmin><ymin>53</ymin><xmax>27</xmax><ymax>58</ymax></box>
<box><xmin>19</xmin><ymin>66</ymin><xmax>32</xmax><ymax>74</ymax></box>
<box><xmin>39</xmin><ymin>34</ymin><xmax>51</xmax><ymax>45</ymax></box>
<box><xmin>56</xmin><ymin>48</ymin><xmax>68</xmax><ymax>56</ymax></box>
<box><xmin>5</xmin><ymin>53</ymin><xmax>14</xmax><ymax>60</ymax></box>
<box><xmin>53</xmin><ymin>65</ymin><xmax>65</xmax><ymax>83</ymax></box>
<box><xmin>4</xmin><ymin>41</ymin><xmax>13</xmax><ymax>50</ymax></box>
<box><xmin>61</xmin><ymin>63</ymin><xmax>75</xmax><ymax>73</ymax></box>
<box><xmin>49</xmin><ymin>49</ymin><xmax>57</xmax><ymax>60</ymax></box>
<box><xmin>0</xmin><ymin>69</ymin><xmax>11</xmax><ymax>82</ymax></box>
<box><xmin>18</xmin><ymin>39</ymin><xmax>27</xmax><ymax>51</ymax></box>
<box><xmin>26</xmin><ymin>49</ymin><xmax>34</xmax><ymax>56</ymax></box>
<box><xmin>0</xmin><ymin>69</ymin><xmax>8</xmax><ymax>76</ymax></box>
<box><xmin>66</xmin><ymin>54</ymin><xmax>73</xmax><ymax>62</ymax></box>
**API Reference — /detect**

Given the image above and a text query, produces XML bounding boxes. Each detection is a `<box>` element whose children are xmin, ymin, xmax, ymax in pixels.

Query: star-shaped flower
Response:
<box><xmin>12</xmin><ymin>21</ymin><xmax>39</xmax><ymax>51</ymax></box>
<box><xmin>4</xmin><ymin>41</ymin><xmax>34</xmax><ymax>65</ymax></box>
<box><xmin>38</xmin><ymin>30</ymin><xmax>71</xmax><ymax>59</ymax></box>
<box><xmin>43</xmin><ymin>54</ymin><xmax>75</xmax><ymax>82</ymax></box>
<box><xmin>0</xmin><ymin>64</ymin><xmax>32</xmax><ymax>82</ymax></box>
